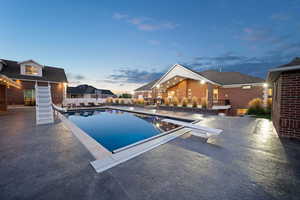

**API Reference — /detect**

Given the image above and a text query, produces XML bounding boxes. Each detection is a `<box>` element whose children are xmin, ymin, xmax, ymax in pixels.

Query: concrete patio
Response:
<box><xmin>1</xmin><ymin>107</ymin><xmax>300</xmax><ymax>200</ymax></box>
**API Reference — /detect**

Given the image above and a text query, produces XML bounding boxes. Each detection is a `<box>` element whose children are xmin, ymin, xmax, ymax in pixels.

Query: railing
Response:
<box><xmin>212</xmin><ymin>99</ymin><xmax>230</xmax><ymax>106</ymax></box>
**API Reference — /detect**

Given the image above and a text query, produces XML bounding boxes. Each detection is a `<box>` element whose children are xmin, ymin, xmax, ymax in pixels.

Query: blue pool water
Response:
<box><xmin>65</xmin><ymin>109</ymin><xmax>183</xmax><ymax>152</ymax></box>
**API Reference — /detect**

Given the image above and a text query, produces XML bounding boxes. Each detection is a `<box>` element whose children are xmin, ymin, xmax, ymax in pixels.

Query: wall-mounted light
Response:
<box><xmin>263</xmin><ymin>83</ymin><xmax>268</xmax><ymax>88</ymax></box>
<box><xmin>156</xmin><ymin>85</ymin><xmax>160</xmax><ymax>88</ymax></box>
<box><xmin>200</xmin><ymin>80</ymin><xmax>206</xmax><ymax>84</ymax></box>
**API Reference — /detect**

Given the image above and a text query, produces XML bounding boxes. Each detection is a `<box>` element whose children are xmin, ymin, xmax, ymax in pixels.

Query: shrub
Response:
<box><xmin>114</xmin><ymin>98</ymin><xmax>119</xmax><ymax>104</ymax></box>
<box><xmin>106</xmin><ymin>98</ymin><xmax>113</xmax><ymax>104</ymax></box>
<box><xmin>265</xmin><ymin>98</ymin><xmax>272</xmax><ymax>114</ymax></box>
<box><xmin>246</xmin><ymin>98</ymin><xmax>265</xmax><ymax>115</ymax></box>
<box><xmin>164</xmin><ymin>98</ymin><xmax>170</xmax><ymax>106</ymax></box>
<box><xmin>192</xmin><ymin>96</ymin><xmax>198</xmax><ymax>108</ymax></box>
<box><xmin>181</xmin><ymin>97</ymin><xmax>188</xmax><ymax>107</ymax></box>
<box><xmin>138</xmin><ymin>98</ymin><xmax>144</xmax><ymax>105</ymax></box>
<box><xmin>201</xmin><ymin>99</ymin><xmax>207</xmax><ymax>109</ymax></box>
<box><xmin>120</xmin><ymin>99</ymin><xmax>125</xmax><ymax>104</ymax></box>
<box><xmin>172</xmin><ymin>97</ymin><xmax>179</xmax><ymax>107</ymax></box>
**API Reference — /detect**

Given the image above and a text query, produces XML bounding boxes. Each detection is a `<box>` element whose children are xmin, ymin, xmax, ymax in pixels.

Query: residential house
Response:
<box><xmin>0</xmin><ymin>59</ymin><xmax>67</xmax><ymax>109</ymax></box>
<box><xmin>67</xmin><ymin>84</ymin><xmax>115</xmax><ymax>99</ymax></box>
<box><xmin>134</xmin><ymin>64</ymin><xmax>266</xmax><ymax>115</ymax></box>
<box><xmin>267</xmin><ymin>57</ymin><xmax>300</xmax><ymax>139</ymax></box>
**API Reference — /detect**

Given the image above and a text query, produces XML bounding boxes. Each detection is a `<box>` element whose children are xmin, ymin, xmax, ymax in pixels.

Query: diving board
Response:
<box><xmin>162</xmin><ymin>119</ymin><xmax>223</xmax><ymax>139</ymax></box>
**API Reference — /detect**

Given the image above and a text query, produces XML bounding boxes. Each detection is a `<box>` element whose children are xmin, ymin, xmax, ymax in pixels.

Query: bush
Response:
<box><xmin>138</xmin><ymin>98</ymin><xmax>144</xmax><ymax>105</ymax></box>
<box><xmin>106</xmin><ymin>98</ymin><xmax>113</xmax><ymax>104</ymax></box>
<box><xmin>246</xmin><ymin>98</ymin><xmax>265</xmax><ymax>115</ymax></box>
<box><xmin>172</xmin><ymin>97</ymin><xmax>179</xmax><ymax>107</ymax></box>
<box><xmin>120</xmin><ymin>99</ymin><xmax>125</xmax><ymax>104</ymax></box>
<box><xmin>181</xmin><ymin>97</ymin><xmax>188</xmax><ymax>107</ymax></box>
<box><xmin>164</xmin><ymin>98</ymin><xmax>170</xmax><ymax>106</ymax></box>
<box><xmin>265</xmin><ymin>98</ymin><xmax>272</xmax><ymax>114</ymax></box>
<box><xmin>114</xmin><ymin>98</ymin><xmax>119</xmax><ymax>104</ymax></box>
<box><xmin>192</xmin><ymin>96</ymin><xmax>198</xmax><ymax>108</ymax></box>
<box><xmin>201</xmin><ymin>99</ymin><xmax>207</xmax><ymax>109</ymax></box>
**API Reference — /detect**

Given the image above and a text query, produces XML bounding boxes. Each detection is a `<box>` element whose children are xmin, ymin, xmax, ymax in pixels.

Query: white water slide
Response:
<box><xmin>35</xmin><ymin>84</ymin><xmax>54</xmax><ymax>125</ymax></box>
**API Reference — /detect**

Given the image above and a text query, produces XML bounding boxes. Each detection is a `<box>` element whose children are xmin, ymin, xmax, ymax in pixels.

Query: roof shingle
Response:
<box><xmin>0</xmin><ymin>59</ymin><xmax>68</xmax><ymax>82</ymax></box>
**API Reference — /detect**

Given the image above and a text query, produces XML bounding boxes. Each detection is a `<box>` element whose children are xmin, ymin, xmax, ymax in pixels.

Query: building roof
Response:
<box><xmin>135</xmin><ymin>65</ymin><xmax>265</xmax><ymax>91</ymax></box>
<box><xmin>135</xmin><ymin>79</ymin><xmax>158</xmax><ymax>91</ymax></box>
<box><xmin>197</xmin><ymin>70</ymin><xmax>265</xmax><ymax>85</ymax></box>
<box><xmin>277</xmin><ymin>57</ymin><xmax>300</xmax><ymax>68</ymax></box>
<box><xmin>267</xmin><ymin>57</ymin><xmax>300</xmax><ymax>82</ymax></box>
<box><xmin>67</xmin><ymin>84</ymin><xmax>114</xmax><ymax>95</ymax></box>
<box><xmin>0</xmin><ymin>59</ymin><xmax>68</xmax><ymax>83</ymax></box>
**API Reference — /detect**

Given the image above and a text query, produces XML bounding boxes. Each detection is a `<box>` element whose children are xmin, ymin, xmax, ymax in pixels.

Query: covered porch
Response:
<box><xmin>152</xmin><ymin>75</ymin><xmax>230</xmax><ymax>109</ymax></box>
<box><xmin>0</xmin><ymin>74</ymin><xmax>22</xmax><ymax>111</ymax></box>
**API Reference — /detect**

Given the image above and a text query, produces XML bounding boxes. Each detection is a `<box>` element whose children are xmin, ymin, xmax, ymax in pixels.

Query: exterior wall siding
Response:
<box><xmin>273</xmin><ymin>71</ymin><xmax>300</xmax><ymax>139</ymax></box>
<box><xmin>6</xmin><ymin>80</ymin><xmax>64</xmax><ymax>105</ymax></box>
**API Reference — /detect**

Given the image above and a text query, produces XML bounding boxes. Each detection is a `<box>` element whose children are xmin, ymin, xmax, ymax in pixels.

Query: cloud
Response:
<box><xmin>109</xmin><ymin>68</ymin><xmax>164</xmax><ymax>83</ymax></box>
<box><xmin>113</xmin><ymin>13</ymin><xmax>178</xmax><ymax>31</ymax></box>
<box><xmin>240</xmin><ymin>27</ymin><xmax>272</xmax><ymax>41</ymax></box>
<box><xmin>271</xmin><ymin>13</ymin><xmax>291</xmax><ymax>21</ymax></box>
<box><xmin>148</xmin><ymin>40</ymin><xmax>160</xmax><ymax>45</ymax></box>
<box><xmin>112</xmin><ymin>12</ymin><xmax>128</xmax><ymax>20</ymax></box>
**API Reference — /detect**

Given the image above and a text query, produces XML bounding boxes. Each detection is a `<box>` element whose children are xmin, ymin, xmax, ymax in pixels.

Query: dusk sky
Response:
<box><xmin>1</xmin><ymin>0</ymin><xmax>299</xmax><ymax>93</ymax></box>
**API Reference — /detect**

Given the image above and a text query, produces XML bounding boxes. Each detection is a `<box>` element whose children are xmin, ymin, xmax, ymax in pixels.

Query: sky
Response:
<box><xmin>0</xmin><ymin>0</ymin><xmax>299</xmax><ymax>93</ymax></box>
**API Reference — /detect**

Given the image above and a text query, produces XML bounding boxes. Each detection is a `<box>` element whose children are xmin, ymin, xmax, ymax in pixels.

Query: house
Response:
<box><xmin>267</xmin><ymin>57</ymin><xmax>300</xmax><ymax>139</ymax></box>
<box><xmin>0</xmin><ymin>59</ymin><xmax>68</xmax><ymax>110</ymax></box>
<box><xmin>134</xmin><ymin>64</ymin><xmax>266</xmax><ymax>115</ymax></box>
<box><xmin>67</xmin><ymin>84</ymin><xmax>115</xmax><ymax>99</ymax></box>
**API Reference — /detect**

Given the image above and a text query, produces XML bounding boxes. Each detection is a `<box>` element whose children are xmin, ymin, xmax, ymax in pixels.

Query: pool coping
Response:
<box><xmin>57</xmin><ymin>107</ymin><xmax>197</xmax><ymax>173</ymax></box>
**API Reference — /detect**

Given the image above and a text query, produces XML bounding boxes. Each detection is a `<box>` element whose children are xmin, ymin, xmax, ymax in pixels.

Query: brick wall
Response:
<box><xmin>7</xmin><ymin>80</ymin><xmax>64</xmax><ymax>105</ymax></box>
<box><xmin>273</xmin><ymin>70</ymin><xmax>300</xmax><ymax>138</ymax></box>
<box><xmin>0</xmin><ymin>84</ymin><xmax>7</xmax><ymax>111</ymax></box>
<box><xmin>219</xmin><ymin>86</ymin><xmax>264</xmax><ymax>115</ymax></box>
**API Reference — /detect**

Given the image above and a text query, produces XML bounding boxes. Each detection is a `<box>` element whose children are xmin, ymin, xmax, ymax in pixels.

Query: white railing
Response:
<box><xmin>63</xmin><ymin>98</ymin><xmax>133</xmax><ymax>106</ymax></box>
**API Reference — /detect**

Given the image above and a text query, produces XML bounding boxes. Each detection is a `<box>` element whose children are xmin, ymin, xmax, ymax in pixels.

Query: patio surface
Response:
<box><xmin>1</xmin><ymin>107</ymin><xmax>300</xmax><ymax>200</ymax></box>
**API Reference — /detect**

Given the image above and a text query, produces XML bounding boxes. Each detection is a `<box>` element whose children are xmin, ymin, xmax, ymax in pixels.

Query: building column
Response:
<box><xmin>207</xmin><ymin>83</ymin><xmax>213</xmax><ymax>109</ymax></box>
<box><xmin>263</xmin><ymin>86</ymin><xmax>268</xmax><ymax>108</ymax></box>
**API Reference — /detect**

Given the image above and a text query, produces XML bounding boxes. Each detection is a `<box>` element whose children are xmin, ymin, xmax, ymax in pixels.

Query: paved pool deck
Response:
<box><xmin>1</xmin><ymin>107</ymin><xmax>300</xmax><ymax>200</ymax></box>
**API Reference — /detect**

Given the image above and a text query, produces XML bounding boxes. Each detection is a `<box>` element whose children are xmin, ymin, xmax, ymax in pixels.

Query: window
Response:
<box><xmin>242</xmin><ymin>85</ymin><xmax>251</xmax><ymax>89</ymax></box>
<box><xmin>25</xmin><ymin>65</ymin><xmax>39</xmax><ymax>75</ymax></box>
<box><xmin>213</xmin><ymin>88</ymin><xmax>218</xmax><ymax>103</ymax></box>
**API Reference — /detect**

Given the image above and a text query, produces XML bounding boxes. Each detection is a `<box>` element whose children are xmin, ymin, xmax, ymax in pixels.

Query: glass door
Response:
<box><xmin>24</xmin><ymin>89</ymin><xmax>35</xmax><ymax>106</ymax></box>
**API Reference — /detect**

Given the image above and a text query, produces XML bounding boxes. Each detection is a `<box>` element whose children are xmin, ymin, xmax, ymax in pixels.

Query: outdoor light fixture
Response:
<box><xmin>200</xmin><ymin>80</ymin><xmax>206</xmax><ymax>84</ymax></box>
<box><xmin>263</xmin><ymin>83</ymin><xmax>268</xmax><ymax>88</ymax></box>
<box><xmin>156</xmin><ymin>85</ymin><xmax>160</xmax><ymax>88</ymax></box>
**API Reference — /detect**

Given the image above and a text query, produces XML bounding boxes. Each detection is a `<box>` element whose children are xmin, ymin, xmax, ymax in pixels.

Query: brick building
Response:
<box><xmin>267</xmin><ymin>57</ymin><xmax>300</xmax><ymax>139</ymax></box>
<box><xmin>135</xmin><ymin>64</ymin><xmax>266</xmax><ymax>115</ymax></box>
<box><xmin>0</xmin><ymin>59</ymin><xmax>68</xmax><ymax>110</ymax></box>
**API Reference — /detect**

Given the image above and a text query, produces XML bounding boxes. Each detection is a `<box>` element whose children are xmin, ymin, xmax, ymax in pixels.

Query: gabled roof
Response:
<box><xmin>67</xmin><ymin>84</ymin><xmax>115</xmax><ymax>95</ymax></box>
<box><xmin>0</xmin><ymin>59</ymin><xmax>68</xmax><ymax>83</ymax></box>
<box><xmin>135</xmin><ymin>79</ymin><xmax>158</xmax><ymax>91</ymax></box>
<box><xmin>135</xmin><ymin>64</ymin><xmax>265</xmax><ymax>91</ymax></box>
<box><xmin>197</xmin><ymin>70</ymin><xmax>264</xmax><ymax>85</ymax></box>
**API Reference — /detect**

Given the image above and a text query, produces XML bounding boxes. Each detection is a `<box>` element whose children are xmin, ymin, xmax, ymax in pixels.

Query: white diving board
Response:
<box><xmin>162</xmin><ymin>119</ymin><xmax>223</xmax><ymax>139</ymax></box>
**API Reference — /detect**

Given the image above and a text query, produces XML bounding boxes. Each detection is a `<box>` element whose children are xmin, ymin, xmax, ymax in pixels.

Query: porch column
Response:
<box><xmin>207</xmin><ymin>83</ymin><xmax>213</xmax><ymax>109</ymax></box>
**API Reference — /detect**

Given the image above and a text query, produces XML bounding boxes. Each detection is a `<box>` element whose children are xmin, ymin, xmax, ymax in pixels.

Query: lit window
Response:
<box><xmin>242</xmin><ymin>85</ymin><xmax>251</xmax><ymax>89</ymax></box>
<box><xmin>25</xmin><ymin>65</ymin><xmax>39</xmax><ymax>75</ymax></box>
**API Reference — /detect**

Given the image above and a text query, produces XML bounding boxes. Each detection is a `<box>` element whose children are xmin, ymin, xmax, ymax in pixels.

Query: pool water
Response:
<box><xmin>65</xmin><ymin>109</ymin><xmax>183</xmax><ymax>152</ymax></box>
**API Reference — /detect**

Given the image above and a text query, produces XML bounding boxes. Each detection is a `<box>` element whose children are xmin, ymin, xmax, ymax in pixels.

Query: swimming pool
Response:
<box><xmin>65</xmin><ymin>109</ymin><xmax>190</xmax><ymax>152</ymax></box>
